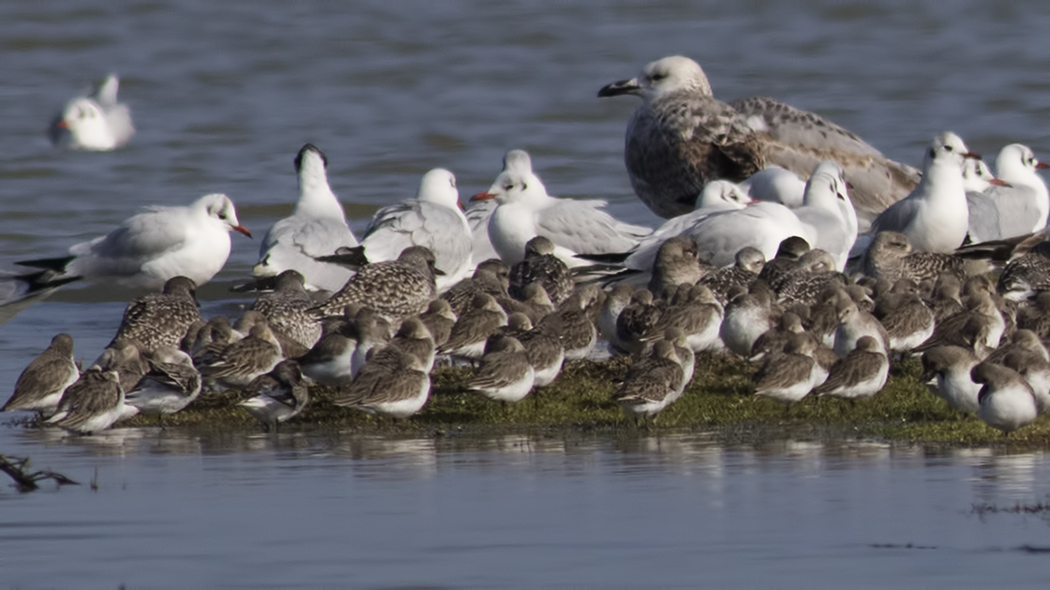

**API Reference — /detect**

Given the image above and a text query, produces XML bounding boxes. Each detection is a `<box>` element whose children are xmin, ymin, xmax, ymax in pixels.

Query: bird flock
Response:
<box><xmin>5</xmin><ymin>55</ymin><xmax>1050</xmax><ymax>437</ymax></box>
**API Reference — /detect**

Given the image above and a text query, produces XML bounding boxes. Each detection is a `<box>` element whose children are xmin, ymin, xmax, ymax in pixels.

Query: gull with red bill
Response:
<box><xmin>869</xmin><ymin>132</ymin><xmax>981</xmax><ymax>253</ymax></box>
<box><xmin>470</xmin><ymin>149</ymin><xmax>650</xmax><ymax>268</ymax></box>
<box><xmin>979</xmin><ymin>143</ymin><xmax>1050</xmax><ymax>239</ymax></box>
<box><xmin>17</xmin><ymin>193</ymin><xmax>252</xmax><ymax>291</ymax></box>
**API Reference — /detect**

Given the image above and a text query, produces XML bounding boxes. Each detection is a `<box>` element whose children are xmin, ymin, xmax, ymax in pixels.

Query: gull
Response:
<box><xmin>123</xmin><ymin>346</ymin><xmax>202</xmax><ymax>422</ymax></box>
<box><xmin>972</xmin><ymin>362</ymin><xmax>1038</xmax><ymax>434</ymax></box>
<box><xmin>108</xmin><ymin>276</ymin><xmax>202</xmax><ymax>355</ymax></box>
<box><xmin>0</xmin><ymin>270</ymin><xmax>80</xmax><ymax>326</ymax></box>
<box><xmin>2</xmin><ymin>333</ymin><xmax>79</xmax><ymax>417</ymax></box>
<box><xmin>45</xmin><ymin>367</ymin><xmax>125</xmax><ymax>434</ymax></box>
<box><xmin>598</xmin><ymin>55</ymin><xmax>919</xmax><ymax>224</ymax></box>
<box><xmin>254</xmin><ymin>144</ymin><xmax>358</xmax><ymax>292</ymax></box>
<box><xmin>351</xmin><ymin>168</ymin><xmax>472</xmax><ymax>291</ymax></box>
<box><xmin>963</xmin><ymin>158</ymin><xmax>1007</xmax><ymax>243</ymax></box>
<box><xmin>49</xmin><ymin>73</ymin><xmax>134</xmax><ymax>151</ymax></box>
<box><xmin>469</xmin><ymin>334</ymin><xmax>536</xmax><ymax>405</ymax></box>
<box><xmin>983</xmin><ymin>144</ymin><xmax>1050</xmax><ymax>238</ymax></box>
<box><xmin>869</xmin><ymin>132</ymin><xmax>979</xmax><ymax>253</ymax></box>
<box><xmin>310</xmin><ymin>246</ymin><xmax>440</xmax><ymax>323</ymax></box>
<box><xmin>792</xmin><ymin>161</ymin><xmax>858</xmax><ymax>271</ymax></box>
<box><xmin>464</xmin><ymin>149</ymin><xmax>533</xmax><ymax>265</ymax></box>
<box><xmin>17</xmin><ymin>193</ymin><xmax>252</xmax><ymax>291</ymax></box>
<box><xmin>471</xmin><ymin>149</ymin><xmax>650</xmax><ymax>267</ymax></box>
<box><xmin>239</xmin><ymin>360</ymin><xmax>310</xmax><ymax>431</ymax></box>
<box><xmin>739</xmin><ymin>167</ymin><xmax>806</xmax><ymax>208</ymax></box>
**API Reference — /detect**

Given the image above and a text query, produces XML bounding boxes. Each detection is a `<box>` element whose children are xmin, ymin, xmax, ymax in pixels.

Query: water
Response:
<box><xmin>3</xmin><ymin>1</ymin><xmax>1050</xmax><ymax>586</ymax></box>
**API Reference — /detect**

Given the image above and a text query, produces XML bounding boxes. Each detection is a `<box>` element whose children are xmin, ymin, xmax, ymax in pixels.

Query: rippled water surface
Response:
<box><xmin>3</xmin><ymin>1</ymin><xmax>1050</xmax><ymax>586</ymax></box>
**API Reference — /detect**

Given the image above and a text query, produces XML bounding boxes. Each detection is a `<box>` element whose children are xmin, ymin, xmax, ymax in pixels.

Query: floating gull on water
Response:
<box><xmin>17</xmin><ymin>193</ymin><xmax>252</xmax><ymax>291</ymax></box>
<box><xmin>49</xmin><ymin>73</ymin><xmax>134</xmax><ymax>151</ymax></box>
<box><xmin>254</xmin><ymin>144</ymin><xmax>358</xmax><ymax>292</ymax></box>
<box><xmin>598</xmin><ymin>55</ymin><xmax>919</xmax><ymax>225</ymax></box>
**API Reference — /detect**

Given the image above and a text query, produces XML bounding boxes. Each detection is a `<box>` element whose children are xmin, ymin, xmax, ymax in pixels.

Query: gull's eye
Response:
<box><xmin>944</xmin><ymin>144</ymin><xmax>954</xmax><ymax>152</ymax></box>
<box><xmin>218</xmin><ymin>213</ymin><xmax>228</xmax><ymax>220</ymax></box>
<box><xmin>650</xmin><ymin>72</ymin><xmax>667</xmax><ymax>81</ymax></box>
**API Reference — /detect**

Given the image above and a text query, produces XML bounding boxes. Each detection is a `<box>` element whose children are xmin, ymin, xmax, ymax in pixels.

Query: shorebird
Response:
<box><xmin>48</xmin><ymin>73</ymin><xmax>134</xmax><ymax>150</ymax></box>
<box><xmin>508</xmin><ymin>236</ymin><xmax>574</xmax><ymax>305</ymax></box>
<box><xmin>468</xmin><ymin>334</ymin><xmax>536</xmax><ymax>404</ymax></box>
<box><xmin>813</xmin><ymin>336</ymin><xmax>889</xmax><ymax>401</ymax></box>
<box><xmin>310</xmin><ymin>246</ymin><xmax>441</xmax><ymax>323</ymax></box>
<box><xmin>441</xmin><ymin>259</ymin><xmax>510</xmax><ymax>317</ymax></box>
<box><xmin>439</xmin><ymin>293</ymin><xmax>508</xmax><ymax>361</ymax></box>
<box><xmin>108</xmin><ymin>276</ymin><xmax>202</xmax><ymax>355</ymax></box>
<box><xmin>17</xmin><ymin>193</ymin><xmax>252</xmax><ymax>291</ymax></box>
<box><xmin>335</xmin><ymin>348</ymin><xmax>431</xmax><ymax>419</ymax></box>
<box><xmin>921</xmin><ymin>345</ymin><xmax>982</xmax><ymax>413</ymax></box>
<box><xmin>199</xmin><ymin>322</ymin><xmax>283</xmax><ymax>389</ymax></box>
<box><xmin>617</xmin><ymin>339</ymin><xmax>686</xmax><ymax>424</ymax></box>
<box><xmin>501</xmin><ymin>313</ymin><xmax>565</xmax><ymax>388</ymax></box>
<box><xmin>721</xmin><ymin>280</ymin><xmax>780</xmax><ymax>357</ymax></box>
<box><xmin>598</xmin><ymin>55</ymin><xmax>919</xmax><ymax>224</ymax></box>
<box><xmin>239</xmin><ymin>360</ymin><xmax>310</xmax><ymax>430</ymax></box>
<box><xmin>419</xmin><ymin>299</ymin><xmax>457</xmax><ymax>348</ymax></box>
<box><xmin>123</xmin><ymin>346</ymin><xmax>202</xmax><ymax>423</ymax></box>
<box><xmin>539</xmin><ymin>284</ymin><xmax>603</xmax><ymax>361</ymax></box>
<box><xmin>2</xmin><ymin>333</ymin><xmax>79</xmax><ymax>417</ymax></box>
<box><xmin>972</xmin><ymin>362</ymin><xmax>1038</xmax><ymax>434</ymax></box>
<box><xmin>248</xmin><ymin>270</ymin><xmax>322</xmax><ymax>358</ymax></box>
<box><xmin>700</xmin><ymin>246</ymin><xmax>764</xmax><ymax>305</ymax></box>
<box><xmin>253</xmin><ymin>144</ymin><xmax>358</xmax><ymax>292</ymax></box>
<box><xmin>869</xmin><ymin>132</ymin><xmax>978</xmax><ymax>253</ymax></box>
<box><xmin>46</xmin><ymin>367</ymin><xmax>125</xmax><ymax>434</ymax></box>
<box><xmin>753</xmin><ymin>334</ymin><xmax>821</xmax><ymax>405</ymax></box>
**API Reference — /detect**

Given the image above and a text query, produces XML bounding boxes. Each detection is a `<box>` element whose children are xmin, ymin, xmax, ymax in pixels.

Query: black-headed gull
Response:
<box><xmin>353</xmin><ymin>168</ymin><xmax>472</xmax><ymax>291</ymax></box>
<box><xmin>49</xmin><ymin>74</ymin><xmax>134</xmax><ymax>151</ymax></box>
<box><xmin>599</xmin><ymin>55</ymin><xmax>919</xmax><ymax>224</ymax></box>
<box><xmin>471</xmin><ymin>149</ymin><xmax>650</xmax><ymax>267</ymax></box>
<box><xmin>792</xmin><ymin>161</ymin><xmax>858</xmax><ymax>271</ymax></box>
<box><xmin>18</xmin><ymin>193</ymin><xmax>251</xmax><ymax>291</ymax></box>
<box><xmin>870</xmin><ymin>132</ymin><xmax>978</xmax><ymax>253</ymax></box>
<box><xmin>984</xmin><ymin>144</ymin><xmax>1050</xmax><ymax>238</ymax></box>
<box><xmin>254</xmin><ymin>144</ymin><xmax>358</xmax><ymax>292</ymax></box>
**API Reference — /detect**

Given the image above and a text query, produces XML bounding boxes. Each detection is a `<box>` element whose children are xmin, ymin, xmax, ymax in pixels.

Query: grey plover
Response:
<box><xmin>509</xmin><ymin>236</ymin><xmax>574</xmax><ymax>305</ymax></box>
<box><xmin>248</xmin><ymin>269</ymin><xmax>322</xmax><ymax>358</ymax></box>
<box><xmin>108</xmin><ymin>276</ymin><xmax>202</xmax><ymax>354</ymax></box>
<box><xmin>310</xmin><ymin>246</ymin><xmax>440</xmax><ymax>323</ymax></box>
